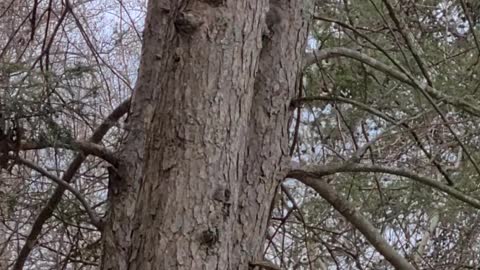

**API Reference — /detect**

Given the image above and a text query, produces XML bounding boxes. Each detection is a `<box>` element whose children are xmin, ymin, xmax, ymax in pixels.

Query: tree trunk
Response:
<box><xmin>101</xmin><ymin>0</ymin><xmax>308</xmax><ymax>269</ymax></box>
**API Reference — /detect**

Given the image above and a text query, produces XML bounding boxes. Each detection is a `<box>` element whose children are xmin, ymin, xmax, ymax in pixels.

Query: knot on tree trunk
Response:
<box><xmin>249</xmin><ymin>260</ymin><xmax>282</xmax><ymax>270</ymax></box>
<box><xmin>174</xmin><ymin>11</ymin><xmax>204</xmax><ymax>34</ymax></box>
<box><xmin>199</xmin><ymin>0</ymin><xmax>224</xmax><ymax>7</ymax></box>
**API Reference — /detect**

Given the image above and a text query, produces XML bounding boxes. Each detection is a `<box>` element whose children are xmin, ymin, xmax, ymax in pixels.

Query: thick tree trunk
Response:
<box><xmin>101</xmin><ymin>0</ymin><xmax>308</xmax><ymax>269</ymax></box>
<box><xmin>100</xmin><ymin>2</ymin><xmax>158</xmax><ymax>267</ymax></box>
<box><xmin>232</xmin><ymin>1</ymin><xmax>308</xmax><ymax>267</ymax></box>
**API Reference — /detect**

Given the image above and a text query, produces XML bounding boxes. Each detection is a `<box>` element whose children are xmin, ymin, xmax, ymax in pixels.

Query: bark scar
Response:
<box><xmin>200</xmin><ymin>227</ymin><xmax>219</xmax><ymax>247</ymax></box>
<box><xmin>174</xmin><ymin>11</ymin><xmax>204</xmax><ymax>34</ymax></box>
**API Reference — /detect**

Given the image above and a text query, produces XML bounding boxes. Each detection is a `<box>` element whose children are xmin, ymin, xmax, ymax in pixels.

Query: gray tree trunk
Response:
<box><xmin>101</xmin><ymin>0</ymin><xmax>308</xmax><ymax>269</ymax></box>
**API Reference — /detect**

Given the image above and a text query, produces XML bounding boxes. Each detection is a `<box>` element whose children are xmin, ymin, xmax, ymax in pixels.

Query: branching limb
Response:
<box><xmin>291</xmin><ymin>95</ymin><xmax>456</xmax><ymax>186</ymax></box>
<box><xmin>12</xmin><ymin>98</ymin><xmax>130</xmax><ymax>270</ymax></box>
<box><xmin>19</xmin><ymin>140</ymin><xmax>119</xmax><ymax>166</ymax></box>
<box><xmin>303</xmin><ymin>47</ymin><xmax>480</xmax><ymax>116</ymax></box>
<box><xmin>381</xmin><ymin>0</ymin><xmax>480</xmax><ymax>183</ymax></box>
<box><xmin>288</xmin><ymin>163</ymin><xmax>480</xmax><ymax>209</ymax></box>
<box><xmin>291</xmin><ymin>175</ymin><xmax>415</xmax><ymax>270</ymax></box>
<box><xmin>12</xmin><ymin>155</ymin><xmax>103</xmax><ymax>229</ymax></box>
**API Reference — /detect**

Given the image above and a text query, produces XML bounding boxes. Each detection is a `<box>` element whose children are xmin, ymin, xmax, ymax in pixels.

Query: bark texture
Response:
<box><xmin>101</xmin><ymin>0</ymin><xmax>308</xmax><ymax>269</ymax></box>
<box><xmin>233</xmin><ymin>0</ymin><xmax>308</xmax><ymax>267</ymax></box>
<box><xmin>100</xmin><ymin>5</ymin><xmax>158</xmax><ymax>268</ymax></box>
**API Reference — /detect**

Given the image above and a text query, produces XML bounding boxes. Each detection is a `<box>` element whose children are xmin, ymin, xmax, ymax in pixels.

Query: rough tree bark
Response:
<box><xmin>101</xmin><ymin>0</ymin><xmax>308</xmax><ymax>269</ymax></box>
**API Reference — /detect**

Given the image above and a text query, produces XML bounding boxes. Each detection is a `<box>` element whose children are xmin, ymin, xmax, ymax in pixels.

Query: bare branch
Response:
<box><xmin>19</xmin><ymin>140</ymin><xmax>119</xmax><ymax>166</ymax></box>
<box><xmin>12</xmin><ymin>98</ymin><xmax>130</xmax><ymax>270</ymax></box>
<box><xmin>381</xmin><ymin>0</ymin><xmax>480</xmax><ymax>182</ymax></box>
<box><xmin>459</xmin><ymin>0</ymin><xmax>480</xmax><ymax>61</ymax></box>
<box><xmin>291</xmin><ymin>95</ymin><xmax>456</xmax><ymax>186</ymax></box>
<box><xmin>11</xmin><ymin>155</ymin><xmax>103</xmax><ymax>229</ymax></box>
<box><xmin>291</xmin><ymin>175</ymin><xmax>415</xmax><ymax>270</ymax></box>
<box><xmin>303</xmin><ymin>47</ymin><xmax>480</xmax><ymax>116</ymax></box>
<box><xmin>288</xmin><ymin>163</ymin><xmax>480</xmax><ymax>209</ymax></box>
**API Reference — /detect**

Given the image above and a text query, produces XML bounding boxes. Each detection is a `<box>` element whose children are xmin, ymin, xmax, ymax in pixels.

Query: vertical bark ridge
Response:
<box><xmin>235</xmin><ymin>0</ymin><xmax>308</xmax><ymax>267</ymax></box>
<box><xmin>100</xmin><ymin>0</ymin><xmax>174</xmax><ymax>269</ymax></box>
<box><xmin>126</xmin><ymin>1</ymin><xmax>268</xmax><ymax>269</ymax></box>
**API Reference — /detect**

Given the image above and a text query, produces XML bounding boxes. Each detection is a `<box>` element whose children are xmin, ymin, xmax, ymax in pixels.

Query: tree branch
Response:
<box><xmin>12</xmin><ymin>155</ymin><xmax>103</xmax><ymax>229</ymax></box>
<box><xmin>290</xmin><ymin>95</ymin><xmax>456</xmax><ymax>186</ymax></box>
<box><xmin>19</xmin><ymin>140</ymin><xmax>119</xmax><ymax>166</ymax></box>
<box><xmin>381</xmin><ymin>0</ymin><xmax>480</xmax><ymax>181</ymax></box>
<box><xmin>12</xmin><ymin>98</ymin><xmax>130</xmax><ymax>270</ymax></box>
<box><xmin>303</xmin><ymin>47</ymin><xmax>480</xmax><ymax>116</ymax></box>
<box><xmin>291</xmin><ymin>175</ymin><xmax>416</xmax><ymax>270</ymax></box>
<box><xmin>288</xmin><ymin>162</ymin><xmax>480</xmax><ymax>209</ymax></box>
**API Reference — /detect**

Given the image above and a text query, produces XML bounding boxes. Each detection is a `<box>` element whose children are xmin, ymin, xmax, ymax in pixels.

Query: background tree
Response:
<box><xmin>1</xmin><ymin>0</ymin><xmax>480</xmax><ymax>269</ymax></box>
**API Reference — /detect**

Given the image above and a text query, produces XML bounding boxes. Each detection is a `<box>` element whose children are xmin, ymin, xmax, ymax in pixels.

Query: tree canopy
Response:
<box><xmin>1</xmin><ymin>0</ymin><xmax>480</xmax><ymax>269</ymax></box>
